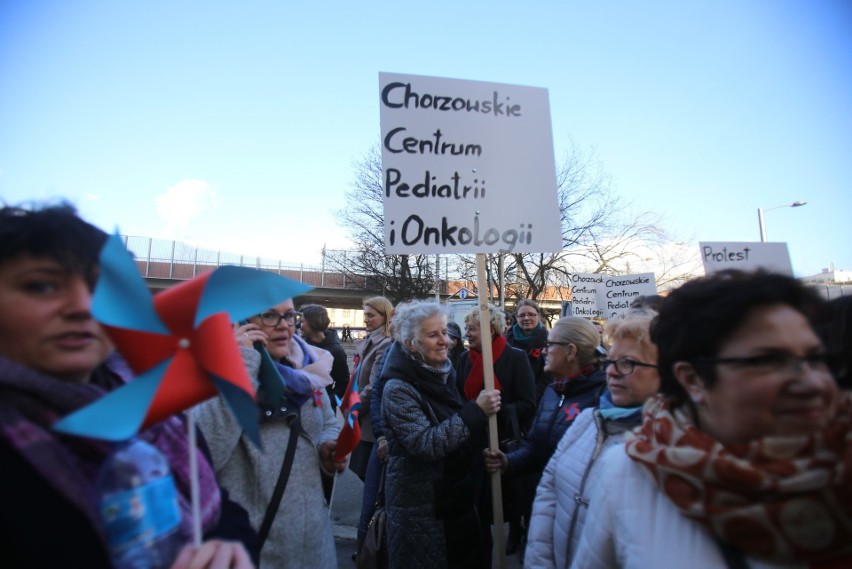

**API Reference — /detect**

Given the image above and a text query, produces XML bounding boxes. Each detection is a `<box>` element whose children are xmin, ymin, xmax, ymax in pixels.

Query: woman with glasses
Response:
<box><xmin>196</xmin><ymin>297</ymin><xmax>344</xmax><ymax>569</ymax></box>
<box><xmin>485</xmin><ymin>316</ymin><xmax>607</xmax><ymax>561</ymax></box>
<box><xmin>572</xmin><ymin>270</ymin><xmax>851</xmax><ymax>568</ymax></box>
<box><xmin>457</xmin><ymin>305</ymin><xmax>536</xmax><ymax>561</ymax></box>
<box><xmin>506</xmin><ymin>300</ymin><xmax>550</xmax><ymax>404</ymax></box>
<box><xmin>526</xmin><ymin>312</ymin><xmax>660</xmax><ymax>569</ymax></box>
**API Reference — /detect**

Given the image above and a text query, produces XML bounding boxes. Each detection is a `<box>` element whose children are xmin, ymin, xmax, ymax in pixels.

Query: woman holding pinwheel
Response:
<box><xmin>196</xmin><ymin>297</ymin><xmax>345</xmax><ymax>569</ymax></box>
<box><xmin>0</xmin><ymin>203</ymin><xmax>255</xmax><ymax>568</ymax></box>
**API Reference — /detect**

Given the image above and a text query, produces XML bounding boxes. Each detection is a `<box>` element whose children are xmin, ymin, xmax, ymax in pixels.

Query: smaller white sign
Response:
<box><xmin>569</xmin><ymin>272</ymin><xmax>658</xmax><ymax>320</ymax></box>
<box><xmin>699</xmin><ymin>242</ymin><xmax>793</xmax><ymax>276</ymax></box>
<box><xmin>568</xmin><ymin>273</ymin><xmax>606</xmax><ymax>319</ymax></box>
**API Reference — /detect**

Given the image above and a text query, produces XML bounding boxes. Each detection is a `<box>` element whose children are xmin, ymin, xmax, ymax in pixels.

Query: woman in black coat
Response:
<box><xmin>456</xmin><ymin>304</ymin><xmax>536</xmax><ymax>560</ymax></box>
<box><xmin>382</xmin><ymin>300</ymin><xmax>501</xmax><ymax>569</ymax></box>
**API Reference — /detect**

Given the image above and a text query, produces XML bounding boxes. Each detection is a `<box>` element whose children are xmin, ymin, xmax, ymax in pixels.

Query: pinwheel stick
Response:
<box><xmin>327</xmin><ymin>471</ymin><xmax>339</xmax><ymax>519</ymax></box>
<box><xmin>188</xmin><ymin>413</ymin><xmax>203</xmax><ymax>546</ymax></box>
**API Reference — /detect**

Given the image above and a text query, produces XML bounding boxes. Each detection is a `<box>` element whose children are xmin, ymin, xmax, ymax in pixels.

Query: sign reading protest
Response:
<box><xmin>699</xmin><ymin>242</ymin><xmax>793</xmax><ymax>276</ymax></box>
<box><xmin>569</xmin><ymin>272</ymin><xmax>658</xmax><ymax>320</ymax></box>
<box><xmin>379</xmin><ymin>72</ymin><xmax>562</xmax><ymax>254</ymax></box>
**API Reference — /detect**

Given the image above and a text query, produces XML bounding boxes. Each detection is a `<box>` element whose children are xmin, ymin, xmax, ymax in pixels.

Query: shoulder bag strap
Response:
<box><xmin>257</xmin><ymin>416</ymin><xmax>302</xmax><ymax>554</ymax></box>
<box><xmin>509</xmin><ymin>402</ymin><xmax>521</xmax><ymax>438</ymax></box>
<box><xmin>375</xmin><ymin>462</ymin><xmax>387</xmax><ymax>508</ymax></box>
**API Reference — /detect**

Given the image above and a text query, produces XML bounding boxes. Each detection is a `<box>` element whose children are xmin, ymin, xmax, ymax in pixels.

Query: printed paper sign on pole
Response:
<box><xmin>379</xmin><ymin>72</ymin><xmax>562</xmax><ymax>255</ymax></box>
<box><xmin>699</xmin><ymin>242</ymin><xmax>793</xmax><ymax>276</ymax></box>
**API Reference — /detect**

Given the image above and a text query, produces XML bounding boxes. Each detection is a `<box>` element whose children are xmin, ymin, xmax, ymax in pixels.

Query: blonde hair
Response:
<box><xmin>605</xmin><ymin>312</ymin><xmax>658</xmax><ymax>362</ymax></box>
<box><xmin>363</xmin><ymin>296</ymin><xmax>394</xmax><ymax>337</ymax></box>
<box><xmin>464</xmin><ymin>304</ymin><xmax>506</xmax><ymax>337</ymax></box>
<box><xmin>550</xmin><ymin>317</ymin><xmax>601</xmax><ymax>367</ymax></box>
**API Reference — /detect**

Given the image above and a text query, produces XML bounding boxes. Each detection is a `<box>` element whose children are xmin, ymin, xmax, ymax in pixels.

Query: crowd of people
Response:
<box><xmin>2</xmin><ymin>202</ymin><xmax>850</xmax><ymax>569</ymax></box>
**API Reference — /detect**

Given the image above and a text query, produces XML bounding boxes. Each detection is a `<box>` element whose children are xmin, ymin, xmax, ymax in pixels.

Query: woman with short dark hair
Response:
<box><xmin>382</xmin><ymin>300</ymin><xmax>501</xmax><ymax>568</ymax></box>
<box><xmin>299</xmin><ymin>303</ymin><xmax>350</xmax><ymax>409</ymax></box>
<box><xmin>0</xmin><ymin>204</ymin><xmax>255</xmax><ymax>568</ymax></box>
<box><xmin>572</xmin><ymin>270</ymin><xmax>851</xmax><ymax>568</ymax></box>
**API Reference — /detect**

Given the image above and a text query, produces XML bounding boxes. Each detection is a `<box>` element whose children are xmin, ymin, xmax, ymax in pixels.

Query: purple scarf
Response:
<box><xmin>0</xmin><ymin>354</ymin><xmax>222</xmax><ymax>543</ymax></box>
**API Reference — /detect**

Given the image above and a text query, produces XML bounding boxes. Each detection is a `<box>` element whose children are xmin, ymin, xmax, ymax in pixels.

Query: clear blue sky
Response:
<box><xmin>1</xmin><ymin>1</ymin><xmax>850</xmax><ymax>277</ymax></box>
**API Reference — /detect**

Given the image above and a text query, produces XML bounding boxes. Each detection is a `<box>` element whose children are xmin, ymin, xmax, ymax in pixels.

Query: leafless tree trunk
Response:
<box><xmin>328</xmin><ymin>147</ymin><xmax>436</xmax><ymax>303</ymax></box>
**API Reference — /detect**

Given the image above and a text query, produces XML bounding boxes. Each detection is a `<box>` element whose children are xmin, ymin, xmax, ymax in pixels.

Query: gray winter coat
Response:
<box><xmin>195</xmin><ymin>344</ymin><xmax>340</xmax><ymax>569</ymax></box>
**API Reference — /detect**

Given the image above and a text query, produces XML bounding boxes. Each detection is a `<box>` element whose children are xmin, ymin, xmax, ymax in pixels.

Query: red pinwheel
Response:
<box><xmin>54</xmin><ymin>234</ymin><xmax>311</xmax><ymax>444</ymax></box>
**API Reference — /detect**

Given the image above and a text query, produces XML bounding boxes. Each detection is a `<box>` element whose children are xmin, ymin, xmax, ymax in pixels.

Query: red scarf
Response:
<box><xmin>464</xmin><ymin>335</ymin><xmax>506</xmax><ymax>400</ymax></box>
<box><xmin>626</xmin><ymin>393</ymin><xmax>852</xmax><ymax>564</ymax></box>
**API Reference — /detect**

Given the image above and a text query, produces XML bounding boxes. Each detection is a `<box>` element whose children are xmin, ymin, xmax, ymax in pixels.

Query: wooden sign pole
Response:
<box><xmin>476</xmin><ymin>253</ymin><xmax>506</xmax><ymax>569</ymax></box>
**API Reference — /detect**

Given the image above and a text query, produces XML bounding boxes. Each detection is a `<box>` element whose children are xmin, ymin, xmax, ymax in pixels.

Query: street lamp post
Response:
<box><xmin>757</xmin><ymin>200</ymin><xmax>807</xmax><ymax>242</ymax></box>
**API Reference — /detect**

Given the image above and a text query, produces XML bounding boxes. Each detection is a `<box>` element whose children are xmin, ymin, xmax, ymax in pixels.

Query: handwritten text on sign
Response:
<box><xmin>699</xmin><ymin>242</ymin><xmax>793</xmax><ymax>276</ymax></box>
<box><xmin>379</xmin><ymin>73</ymin><xmax>562</xmax><ymax>254</ymax></box>
<box><xmin>569</xmin><ymin>272</ymin><xmax>657</xmax><ymax>320</ymax></box>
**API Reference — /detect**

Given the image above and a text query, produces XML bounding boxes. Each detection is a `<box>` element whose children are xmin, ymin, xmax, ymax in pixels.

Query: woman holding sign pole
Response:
<box><xmin>456</xmin><ymin>304</ymin><xmax>536</xmax><ymax>563</ymax></box>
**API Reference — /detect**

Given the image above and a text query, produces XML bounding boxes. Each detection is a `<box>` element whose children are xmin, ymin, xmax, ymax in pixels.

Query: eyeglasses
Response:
<box><xmin>258</xmin><ymin>310</ymin><xmax>302</xmax><ymax>328</ymax></box>
<box><xmin>604</xmin><ymin>357</ymin><xmax>658</xmax><ymax>375</ymax></box>
<box><xmin>692</xmin><ymin>352</ymin><xmax>832</xmax><ymax>375</ymax></box>
<box><xmin>545</xmin><ymin>341</ymin><xmax>570</xmax><ymax>348</ymax></box>
<box><xmin>517</xmin><ymin>312</ymin><xmax>539</xmax><ymax>320</ymax></box>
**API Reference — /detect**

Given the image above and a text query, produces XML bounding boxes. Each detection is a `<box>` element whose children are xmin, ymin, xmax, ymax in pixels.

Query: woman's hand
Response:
<box><xmin>476</xmin><ymin>389</ymin><xmax>501</xmax><ymax>416</ymax></box>
<box><xmin>359</xmin><ymin>383</ymin><xmax>372</xmax><ymax>404</ymax></box>
<box><xmin>319</xmin><ymin>440</ymin><xmax>347</xmax><ymax>473</ymax></box>
<box><xmin>483</xmin><ymin>448</ymin><xmax>508</xmax><ymax>474</ymax></box>
<box><xmin>233</xmin><ymin>322</ymin><xmax>266</xmax><ymax>349</ymax></box>
<box><xmin>170</xmin><ymin>540</ymin><xmax>254</xmax><ymax>569</ymax></box>
<box><xmin>377</xmin><ymin>436</ymin><xmax>389</xmax><ymax>463</ymax></box>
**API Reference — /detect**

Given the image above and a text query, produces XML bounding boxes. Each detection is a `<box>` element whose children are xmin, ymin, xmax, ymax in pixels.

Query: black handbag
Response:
<box><xmin>499</xmin><ymin>404</ymin><xmax>523</xmax><ymax>453</ymax></box>
<box><xmin>357</xmin><ymin>464</ymin><xmax>388</xmax><ymax>569</ymax></box>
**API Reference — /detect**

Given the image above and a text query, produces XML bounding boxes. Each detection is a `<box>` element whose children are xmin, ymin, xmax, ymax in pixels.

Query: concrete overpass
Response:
<box><xmin>126</xmin><ymin>235</ymin><xmax>571</xmax><ymax>314</ymax></box>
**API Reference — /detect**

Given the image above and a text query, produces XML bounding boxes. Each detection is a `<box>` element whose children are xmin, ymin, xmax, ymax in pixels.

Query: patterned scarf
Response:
<box><xmin>463</xmin><ymin>335</ymin><xmax>506</xmax><ymax>400</ymax></box>
<box><xmin>626</xmin><ymin>393</ymin><xmax>852</xmax><ymax>564</ymax></box>
<box><xmin>0</xmin><ymin>355</ymin><xmax>222</xmax><ymax>543</ymax></box>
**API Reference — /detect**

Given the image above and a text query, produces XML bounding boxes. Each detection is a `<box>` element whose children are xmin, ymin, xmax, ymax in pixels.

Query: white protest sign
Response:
<box><xmin>569</xmin><ymin>272</ymin><xmax>658</xmax><ymax>320</ymax></box>
<box><xmin>699</xmin><ymin>242</ymin><xmax>793</xmax><ymax>276</ymax></box>
<box><xmin>568</xmin><ymin>273</ymin><xmax>606</xmax><ymax>319</ymax></box>
<box><xmin>379</xmin><ymin>72</ymin><xmax>562</xmax><ymax>254</ymax></box>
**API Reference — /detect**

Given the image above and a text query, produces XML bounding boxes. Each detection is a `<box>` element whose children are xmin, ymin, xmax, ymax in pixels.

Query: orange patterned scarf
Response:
<box><xmin>626</xmin><ymin>393</ymin><xmax>852</xmax><ymax>564</ymax></box>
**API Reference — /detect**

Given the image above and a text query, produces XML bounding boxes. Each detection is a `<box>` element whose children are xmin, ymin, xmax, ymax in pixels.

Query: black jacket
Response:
<box><xmin>455</xmin><ymin>344</ymin><xmax>536</xmax><ymax>443</ymax></box>
<box><xmin>308</xmin><ymin>329</ymin><xmax>350</xmax><ymax>406</ymax></box>
<box><xmin>505</xmin><ymin>326</ymin><xmax>551</xmax><ymax>404</ymax></box>
<box><xmin>505</xmin><ymin>365</ymin><xmax>607</xmax><ymax>477</ymax></box>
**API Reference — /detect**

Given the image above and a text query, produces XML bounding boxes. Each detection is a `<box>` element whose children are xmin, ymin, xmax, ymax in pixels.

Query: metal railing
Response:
<box><xmin>122</xmin><ymin>235</ymin><xmax>369</xmax><ymax>289</ymax></box>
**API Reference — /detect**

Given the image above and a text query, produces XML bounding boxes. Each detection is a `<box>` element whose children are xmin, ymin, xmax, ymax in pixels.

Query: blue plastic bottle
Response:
<box><xmin>96</xmin><ymin>438</ymin><xmax>183</xmax><ymax>569</ymax></box>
